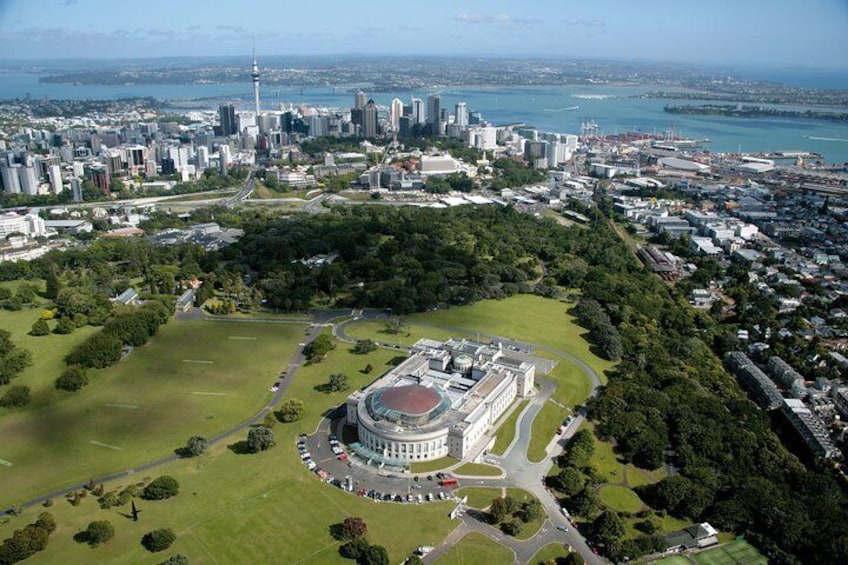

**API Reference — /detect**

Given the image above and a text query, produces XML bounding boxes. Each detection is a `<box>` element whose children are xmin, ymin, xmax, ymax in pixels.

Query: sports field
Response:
<box><xmin>0</xmin><ymin>319</ymin><xmax>304</xmax><ymax>508</ymax></box>
<box><xmin>694</xmin><ymin>541</ymin><xmax>768</xmax><ymax>565</ymax></box>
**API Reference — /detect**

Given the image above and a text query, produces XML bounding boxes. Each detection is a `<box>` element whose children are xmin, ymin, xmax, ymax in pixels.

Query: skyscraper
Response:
<box><xmin>411</xmin><ymin>98</ymin><xmax>425</xmax><ymax>125</ymax></box>
<box><xmin>454</xmin><ymin>103</ymin><xmax>468</xmax><ymax>128</ymax></box>
<box><xmin>390</xmin><ymin>98</ymin><xmax>404</xmax><ymax>131</ymax></box>
<box><xmin>355</xmin><ymin>91</ymin><xmax>367</xmax><ymax>110</ymax></box>
<box><xmin>218</xmin><ymin>104</ymin><xmax>237</xmax><ymax>136</ymax></box>
<box><xmin>251</xmin><ymin>49</ymin><xmax>261</xmax><ymax>118</ymax></box>
<box><xmin>426</xmin><ymin>95</ymin><xmax>440</xmax><ymax>128</ymax></box>
<box><xmin>362</xmin><ymin>99</ymin><xmax>379</xmax><ymax>138</ymax></box>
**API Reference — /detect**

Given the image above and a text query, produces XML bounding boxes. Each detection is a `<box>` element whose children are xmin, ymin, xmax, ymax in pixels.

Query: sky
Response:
<box><xmin>0</xmin><ymin>0</ymin><xmax>847</xmax><ymax>70</ymax></box>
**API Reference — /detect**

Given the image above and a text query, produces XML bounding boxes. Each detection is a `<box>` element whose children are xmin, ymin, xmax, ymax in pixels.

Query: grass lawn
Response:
<box><xmin>598</xmin><ymin>485</ymin><xmax>645</xmax><ymax>513</ymax></box>
<box><xmin>541</xmin><ymin>354</ymin><xmax>595</xmax><ymax>406</ymax></box>
<box><xmin>527</xmin><ymin>401</ymin><xmax>570</xmax><ymax>463</ymax></box>
<box><xmin>693</xmin><ymin>541</ymin><xmax>768</xmax><ymax>565</ymax></box>
<box><xmin>343</xmin><ymin>319</ymin><xmax>455</xmax><ymax>348</ymax></box>
<box><xmin>0</xmin><ymin>319</ymin><xmax>305</xmax><ymax>509</ymax></box>
<box><xmin>345</xmin><ymin>295</ymin><xmax>611</xmax><ymax>409</ymax></box>
<box><xmin>435</xmin><ymin>532</ymin><xmax>513</xmax><ymax>565</ymax></box>
<box><xmin>648</xmin><ymin>556</ymin><xmax>694</xmax><ymax>565</ymax></box>
<box><xmin>491</xmin><ymin>399</ymin><xmax>529</xmax><ymax>455</ymax></box>
<box><xmin>0</xmin><ymin>304</ymin><xmax>99</xmax><ymax>410</ymax></box>
<box><xmin>454</xmin><ymin>463</ymin><xmax>502</xmax><ymax>477</ymax></box>
<box><xmin>454</xmin><ymin>487</ymin><xmax>503</xmax><ymax>509</ymax></box>
<box><xmin>410</xmin><ymin>456</ymin><xmax>458</xmax><ymax>473</ymax></box>
<box><xmin>412</xmin><ymin>295</ymin><xmax>615</xmax><ymax>382</ymax></box>
<box><xmin>0</xmin><ymin>337</ymin><xmax>456</xmax><ymax>564</ymax></box>
<box><xmin>530</xmin><ymin>543</ymin><xmax>573</xmax><ymax>564</ymax></box>
<box><xmin>502</xmin><ymin>488</ymin><xmax>544</xmax><ymax>541</ymax></box>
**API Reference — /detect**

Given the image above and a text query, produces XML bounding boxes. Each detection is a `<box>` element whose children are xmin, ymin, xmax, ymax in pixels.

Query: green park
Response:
<box><xmin>0</xmin><ymin>292</ymin><xmax>614</xmax><ymax>564</ymax></box>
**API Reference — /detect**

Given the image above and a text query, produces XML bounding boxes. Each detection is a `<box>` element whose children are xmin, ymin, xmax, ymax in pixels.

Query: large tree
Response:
<box><xmin>246</xmin><ymin>426</ymin><xmax>276</xmax><ymax>453</ymax></box>
<box><xmin>277</xmin><ymin>398</ymin><xmax>304</xmax><ymax>423</ymax></box>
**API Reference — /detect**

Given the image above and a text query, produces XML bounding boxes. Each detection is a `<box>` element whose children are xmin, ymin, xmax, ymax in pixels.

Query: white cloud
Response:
<box><xmin>455</xmin><ymin>13</ymin><xmax>541</xmax><ymax>26</ymax></box>
<box><xmin>563</xmin><ymin>18</ymin><xmax>606</xmax><ymax>28</ymax></box>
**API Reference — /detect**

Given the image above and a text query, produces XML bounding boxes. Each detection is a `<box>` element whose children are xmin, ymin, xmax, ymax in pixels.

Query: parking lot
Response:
<box><xmin>296</xmin><ymin>423</ymin><xmax>462</xmax><ymax>505</ymax></box>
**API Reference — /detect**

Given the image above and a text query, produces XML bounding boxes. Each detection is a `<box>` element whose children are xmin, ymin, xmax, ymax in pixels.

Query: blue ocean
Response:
<box><xmin>1</xmin><ymin>71</ymin><xmax>846</xmax><ymax>163</ymax></box>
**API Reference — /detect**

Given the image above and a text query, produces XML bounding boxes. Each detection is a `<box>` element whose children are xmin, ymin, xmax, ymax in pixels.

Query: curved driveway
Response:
<box><xmin>336</xmin><ymin>311</ymin><xmax>607</xmax><ymax>565</ymax></box>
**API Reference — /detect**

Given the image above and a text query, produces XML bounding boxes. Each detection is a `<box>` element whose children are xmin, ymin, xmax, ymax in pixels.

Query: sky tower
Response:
<box><xmin>251</xmin><ymin>46</ymin><xmax>260</xmax><ymax>117</ymax></box>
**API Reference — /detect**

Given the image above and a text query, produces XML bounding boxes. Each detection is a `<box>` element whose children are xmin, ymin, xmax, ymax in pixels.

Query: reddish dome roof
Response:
<box><xmin>378</xmin><ymin>385</ymin><xmax>442</xmax><ymax>416</ymax></box>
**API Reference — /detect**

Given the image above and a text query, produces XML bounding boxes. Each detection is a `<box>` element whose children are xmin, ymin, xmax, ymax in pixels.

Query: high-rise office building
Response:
<box><xmin>218</xmin><ymin>104</ymin><xmax>238</xmax><ymax>136</ymax></box>
<box><xmin>309</xmin><ymin>115</ymin><xmax>328</xmax><ymax>138</ymax></box>
<box><xmin>219</xmin><ymin>145</ymin><xmax>231</xmax><ymax>174</ymax></box>
<box><xmin>70</xmin><ymin>177</ymin><xmax>82</xmax><ymax>202</ymax></box>
<box><xmin>411</xmin><ymin>98</ymin><xmax>425</xmax><ymax>125</ymax></box>
<box><xmin>390</xmin><ymin>98</ymin><xmax>404</xmax><ymax>131</ymax></box>
<box><xmin>48</xmin><ymin>164</ymin><xmax>62</xmax><ymax>194</ymax></box>
<box><xmin>18</xmin><ymin>163</ymin><xmax>39</xmax><ymax>195</ymax></box>
<box><xmin>89</xmin><ymin>166</ymin><xmax>110</xmax><ymax>193</ymax></box>
<box><xmin>355</xmin><ymin>91</ymin><xmax>367</xmax><ymax>110</ymax></box>
<box><xmin>362</xmin><ymin>99</ymin><xmax>379</xmax><ymax>138</ymax></box>
<box><xmin>454</xmin><ymin>103</ymin><xmax>468</xmax><ymax>128</ymax></box>
<box><xmin>426</xmin><ymin>95</ymin><xmax>440</xmax><ymax>127</ymax></box>
<box><xmin>1</xmin><ymin>163</ymin><xmax>21</xmax><ymax>194</ymax></box>
<box><xmin>196</xmin><ymin>146</ymin><xmax>209</xmax><ymax>169</ymax></box>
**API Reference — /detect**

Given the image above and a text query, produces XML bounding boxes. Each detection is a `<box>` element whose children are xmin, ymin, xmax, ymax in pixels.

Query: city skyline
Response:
<box><xmin>0</xmin><ymin>0</ymin><xmax>847</xmax><ymax>70</ymax></box>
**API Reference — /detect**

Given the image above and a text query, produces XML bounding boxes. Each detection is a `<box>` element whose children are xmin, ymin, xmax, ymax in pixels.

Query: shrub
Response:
<box><xmin>53</xmin><ymin>317</ymin><xmax>76</xmax><ymax>334</ymax></box>
<box><xmin>55</xmin><ymin>366</ymin><xmax>89</xmax><ymax>392</ymax></box>
<box><xmin>0</xmin><ymin>385</ymin><xmax>31</xmax><ymax>408</ymax></box>
<box><xmin>30</xmin><ymin>319</ymin><xmax>50</xmax><ymax>336</ymax></box>
<box><xmin>184</xmin><ymin>435</ymin><xmax>208</xmax><ymax>457</ymax></box>
<box><xmin>84</xmin><ymin>520</ymin><xmax>115</xmax><ymax>546</ymax></box>
<box><xmin>142</xmin><ymin>528</ymin><xmax>176</xmax><ymax>553</ymax></box>
<box><xmin>501</xmin><ymin>519</ymin><xmax>522</xmax><ymax>536</ymax></box>
<box><xmin>141</xmin><ymin>476</ymin><xmax>180</xmax><ymax>500</ymax></box>
<box><xmin>276</xmin><ymin>398</ymin><xmax>304</xmax><ymax>423</ymax></box>
<box><xmin>35</xmin><ymin>512</ymin><xmax>56</xmax><ymax>534</ymax></box>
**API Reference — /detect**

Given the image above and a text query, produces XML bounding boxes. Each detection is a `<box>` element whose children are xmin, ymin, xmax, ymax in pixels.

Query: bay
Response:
<box><xmin>2</xmin><ymin>72</ymin><xmax>846</xmax><ymax>163</ymax></box>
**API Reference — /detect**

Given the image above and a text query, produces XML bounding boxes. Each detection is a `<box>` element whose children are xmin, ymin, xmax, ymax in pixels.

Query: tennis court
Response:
<box><xmin>694</xmin><ymin>541</ymin><xmax>768</xmax><ymax>565</ymax></box>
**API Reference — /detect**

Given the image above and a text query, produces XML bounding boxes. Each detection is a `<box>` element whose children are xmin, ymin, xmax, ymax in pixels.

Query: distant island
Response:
<box><xmin>664</xmin><ymin>103</ymin><xmax>848</xmax><ymax>123</ymax></box>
